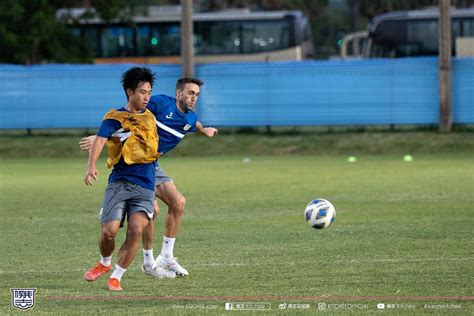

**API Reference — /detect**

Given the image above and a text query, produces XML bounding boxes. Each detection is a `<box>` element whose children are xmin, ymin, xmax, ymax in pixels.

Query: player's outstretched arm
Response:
<box><xmin>79</xmin><ymin>135</ymin><xmax>96</xmax><ymax>151</ymax></box>
<box><xmin>84</xmin><ymin>136</ymin><xmax>107</xmax><ymax>186</ymax></box>
<box><xmin>196</xmin><ymin>121</ymin><xmax>218</xmax><ymax>137</ymax></box>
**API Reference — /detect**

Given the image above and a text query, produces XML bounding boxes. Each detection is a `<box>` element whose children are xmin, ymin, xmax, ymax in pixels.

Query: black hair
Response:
<box><xmin>176</xmin><ymin>77</ymin><xmax>203</xmax><ymax>91</ymax></box>
<box><xmin>121</xmin><ymin>67</ymin><xmax>156</xmax><ymax>100</ymax></box>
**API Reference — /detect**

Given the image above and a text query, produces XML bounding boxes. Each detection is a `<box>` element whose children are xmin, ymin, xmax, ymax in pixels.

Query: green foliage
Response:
<box><xmin>0</xmin><ymin>0</ymin><xmax>142</xmax><ymax>64</ymax></box>
<box><xmin>357</xmin><ymin>0</ymin><xmax>438</xmax><ymax>19</ymax></box>
<box><xmin>356</xmin><ymin>0</ymin><xmax>474</xmax><ymax>20</ymax></box>
<box><xmin>312</xmin><ymin>5</ymin><xmax>355</xmax><ymax>57</ymax></box>
<box><xmin>0</xmin><ymin>155</ymin><xmax>473</xmax><ymax>313</ymax></box>
<box><xmin>89</xmin><ymin>0</ymin><xmax>144</xmax><ymax>24</ymax></box>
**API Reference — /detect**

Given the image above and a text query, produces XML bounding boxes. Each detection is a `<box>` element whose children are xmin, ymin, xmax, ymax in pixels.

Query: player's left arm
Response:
<box><xmin>196</xmin><ymin>121</ymin><xmax>218</xmax><ymax>137</ymax></box>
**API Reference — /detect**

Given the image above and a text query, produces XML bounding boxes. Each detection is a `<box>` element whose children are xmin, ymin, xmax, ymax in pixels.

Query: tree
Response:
<box><xmin>196</xmin><ymin>0</ymin><xmax>328</xmax><ymax>17</ymax></box>
<box><xmin>356</xmin><ymin>0</ymin><xmax>439</xmax><ymax>20</ymax></box>
<box><xmin>0</xmin><ymin>0</ymin><xmax>144</xmax><ymax>64</ymax></box>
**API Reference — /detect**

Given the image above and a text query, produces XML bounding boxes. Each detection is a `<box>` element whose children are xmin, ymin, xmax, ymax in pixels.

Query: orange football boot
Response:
<box><xmin>107</xmin><ymin>278</ymin><xmax>123</xmax><ymax>291</ymax></box>
<box><xmin>84</xmin><ymin>263</ymin><xmax>111</xmax><ymax>282</ymax></box>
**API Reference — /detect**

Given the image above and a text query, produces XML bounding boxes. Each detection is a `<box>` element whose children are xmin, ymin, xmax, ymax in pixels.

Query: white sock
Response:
<box><xmin>100</xmin><ymin>255</ymin><xmax>112</xmax><ymax>267</ymax></box>
<box><xmin>160</xmin><ymin>236</ymin><xmax>175</xmax><ymax>258</ymax></box>
<box><xmin>143</xmin><ymin>249</ymin><xmax>154</xmax><ymax>267</ymax></box>
<box><xmin>110</xmin><ymin>264</ymin><xmax>127</xmax><ymax>281</ymax></box>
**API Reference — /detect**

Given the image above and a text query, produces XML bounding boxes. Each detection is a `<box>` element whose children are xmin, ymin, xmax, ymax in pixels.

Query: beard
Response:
<box><xmin>179</xmin><ymin>100</ymin><xmax>190</xmax><ymax>113</ymax></box>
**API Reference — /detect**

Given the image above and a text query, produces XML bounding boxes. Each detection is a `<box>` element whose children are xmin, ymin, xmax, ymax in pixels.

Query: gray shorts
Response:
<box><xmin>155</xmin><ymin>166</ymin><xmax>173</xmax><ymax>186</ymax></box>
<box><xmin>99</xmin><ymin>180</ymin><xmax>155</xmax><ymax>224</ymax></box>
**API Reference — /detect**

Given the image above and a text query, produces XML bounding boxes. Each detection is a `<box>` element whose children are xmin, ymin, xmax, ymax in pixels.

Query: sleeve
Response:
<box><xmin>97</xmin><ymin>119</ymin><xmax>122</xmax><ymax>139</ymax></box>
<box><xmin>147</xmin><ymin>95</ymin><xmax>166</xmax><ymax>117</ymax></box>
<box><xmin>189</xmin><ymin>114</ymin><xmax>198</xmax><ymax>133</ymax></box>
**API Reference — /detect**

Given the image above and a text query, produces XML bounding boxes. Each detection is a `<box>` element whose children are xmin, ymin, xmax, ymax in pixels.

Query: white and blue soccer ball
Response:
<box><xmin>305</xmin><ymin>199</ymin><xmax>336</xmax><ymax>229</ymax></box>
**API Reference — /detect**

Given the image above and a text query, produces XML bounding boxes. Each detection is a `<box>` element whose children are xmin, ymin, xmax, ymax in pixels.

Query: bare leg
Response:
<box><xmin>84</xmin><ymin>221</ymin><xmax>121</xmax><ymax>282</ymax></box>
<box><xmin>156</xmin><ymin>182</ymin><xmax>186</xmax><ymax>238</ymax></box>
<box><xmin>116</xmin><ymin>212</ymin><xmax>150</xmax><ymax>269</ymax></box>
<box><xmin>142</xmin><ymin>199</ymin><xmax>159</xmax><ymax>250</ymax></box>
<box><xmin>100</xmin><ymin>221</ymin><xmax>121</xmax><ymax>257</ymax></box>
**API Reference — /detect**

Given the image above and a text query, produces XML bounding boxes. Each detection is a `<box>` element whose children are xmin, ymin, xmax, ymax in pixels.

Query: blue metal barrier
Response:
<box><xmin>452</xmin><ymin>58</ymin><xmax>474</xmax><ymax>124</ymax></box>
<box><xmin>0</xmin><ymin>64</ymin><xmax>180</xmax><ymax>129</ymax></box>
<box><xmin>0</xmin><ymin>57</ymin><xmax>472</xmax><ymax>129</ymax></box>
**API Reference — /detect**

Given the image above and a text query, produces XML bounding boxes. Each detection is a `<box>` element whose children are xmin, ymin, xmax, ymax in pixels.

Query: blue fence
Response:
<box><xmin>0</xmin><ymin>57</ymin><xmax>472</xmax><ymax>129</ymax></box>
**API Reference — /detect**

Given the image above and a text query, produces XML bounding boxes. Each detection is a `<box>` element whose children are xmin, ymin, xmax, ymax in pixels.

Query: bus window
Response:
<box><xmin>136</xmin><ymin>25</ymin><xmax>150</xmax><ymax>56</ymax></box>
<box><xmin>240</xmin><ymin>20</ymin><xmax>290</xmax><ymax>53</ymax></box>
<box><xmin>302</xmin><ymin>18</ymin><xmax>311</xmax><ymax>41</ymax></box>
<box><xmin>101</xmin><ymin>26</ymin><xmax>134</xmax><ymax>57</ymax></box>
<box><xmin>407</xmin><ymin>20</ymin><xmax>438</xmax><ymax>56</ymax></box>
<box><xmin>372</xmin><ymin>19</ymin><xmax>440</xmax><ymax>57</ymax></box>
<box><xmin>461</xmin><ymin>18</ymin><xmax>474</xmax><ymax>36</ymax></box>
<box><xmin>371</xmin><ymin>20</ymin><xmax>406</xmax><ymax>57</ymax></box>
<box><xmin>195</xmin><ymin>21</ymin><xmax>242</xmax><ymax>55</ymax></box>
<box><xmin>136</xmin><ymin>24</ymin><xmax>180</xmax><ymax>56</ymax></box>
<box><xmin>154</xmin><ymin>24</ymin><xmax>180</xmax><ymax>56</ymax></box>
<box><xmin>83</xmin><ymin>27</ymin><xmax>100</xmax><ymax>57</ymax></box>
<box><xmin>195</xmin><ymin>20</ymin><xmax>291</xmax><ymax>55</ymax></box>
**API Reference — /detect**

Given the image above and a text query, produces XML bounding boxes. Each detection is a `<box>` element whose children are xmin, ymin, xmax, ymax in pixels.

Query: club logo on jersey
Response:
<box><xmin>165</xmin><ymin>112</ymin><xmax>173</xmax><ymax>119</ymax></box>
<box><xmin>183</xmin><ymin>124</ymin><xmax>191</xmax><ymax>131</ymax></box>
<box><xmin>11</xmin><ymin>288</ymin><xmax>36</xmax><ymax>310</ymax></box>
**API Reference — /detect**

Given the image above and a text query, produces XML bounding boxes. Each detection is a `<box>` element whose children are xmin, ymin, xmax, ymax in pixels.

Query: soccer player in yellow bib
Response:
<box><xmin>83</xmin><ymin>67</ymin><xmax>164</xmax><ymax>291</ymax></box>
<box><xmin>80</xmin><ymin>78</ymin><xmax>218</xmax><ymax>278</ymax></box>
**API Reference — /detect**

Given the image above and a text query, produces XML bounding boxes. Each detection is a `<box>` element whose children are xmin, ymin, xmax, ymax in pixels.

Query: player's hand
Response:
<box><xmin>84</xmin><ymin>167</ymin><xmax>99</xmax><ymax>186</ymax></box>
<box><xmin>79</xmin><ymin>135</ymin><xmax>96</xmax><ymax>151</ymax></box>
<box><xmin>202</xmin><ymin>127</ymin><xmax>218</xmax><ymax>137</ymax></box>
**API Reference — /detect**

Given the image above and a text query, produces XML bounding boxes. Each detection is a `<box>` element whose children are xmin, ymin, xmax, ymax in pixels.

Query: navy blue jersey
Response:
<box><xmin>147</xmin><ymin>94</ymin><xmax>197</xmax><ymax>155</ymax></box>
<box><xmin>97</xmin><ymin>107</ymin><xmax>156</xmax><ymax>191</ymax></box>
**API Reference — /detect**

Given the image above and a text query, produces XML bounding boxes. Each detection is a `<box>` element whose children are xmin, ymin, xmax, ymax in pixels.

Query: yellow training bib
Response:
<box><xmin>102</xmin><ymin>109</ymin><xmax>159</xmax><ymax>168</ymax></box>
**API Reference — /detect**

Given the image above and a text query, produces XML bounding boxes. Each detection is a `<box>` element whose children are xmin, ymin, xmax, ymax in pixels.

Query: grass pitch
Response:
<box><xmin>0</xmin><ymin>154</ymin><xmax>473</xmax><ymax>314</ymax></box>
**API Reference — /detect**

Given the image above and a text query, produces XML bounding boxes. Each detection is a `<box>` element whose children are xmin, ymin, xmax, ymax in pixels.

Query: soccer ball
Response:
<box><xmin>305</xmin><ymin>199</ymin><xmax>336</xmax><ymax>229</ymax></box>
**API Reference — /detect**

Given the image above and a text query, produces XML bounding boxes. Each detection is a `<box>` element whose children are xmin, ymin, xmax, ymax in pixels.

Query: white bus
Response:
<box><xmin>341</xmin><ymin>7</ymin><xmax>474</xmax><ymax>59</ymax></box>
<box><xmin>59</xmin><ymin>6</ymin><xmax>314</xmax><ymax>64</ymax></box>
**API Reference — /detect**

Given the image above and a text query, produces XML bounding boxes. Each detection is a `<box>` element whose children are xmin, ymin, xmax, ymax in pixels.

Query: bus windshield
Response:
<box><xmin>341</xmin><ymin>7</ymin><xmax>474</xmax><ymax>59</ymax></box>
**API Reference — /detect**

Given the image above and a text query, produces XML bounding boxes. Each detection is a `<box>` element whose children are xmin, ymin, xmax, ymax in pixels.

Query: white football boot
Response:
<box><xmin>142</xmin><ymin>263</ymin><xmax>176</xmax><ymax>279</ymax></box>
<box><xmin>153</xmin><ymin>255</ymin><xmax>189</xmax><ymax>276</ymax></box>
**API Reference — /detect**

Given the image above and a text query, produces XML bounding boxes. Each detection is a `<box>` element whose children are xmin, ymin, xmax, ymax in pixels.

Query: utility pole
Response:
<box><xmin>439</xmin><ymin>0</ymin><xmax>452</xmax><ymax>132</ymax></box>
<box><xmin>181</xmin><ymin>0</ymin><xmax>194</xmax><ymax>77</ymax></box>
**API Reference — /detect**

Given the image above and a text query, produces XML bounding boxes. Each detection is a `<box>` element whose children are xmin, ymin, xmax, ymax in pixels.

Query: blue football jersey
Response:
<box><xmin>147</xmin><ymin>94</ymin><xmax>197</xmax><ymax>155</ymax></box>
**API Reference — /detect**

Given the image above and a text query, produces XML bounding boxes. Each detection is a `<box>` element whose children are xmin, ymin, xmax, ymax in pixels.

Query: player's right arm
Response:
<box><xmin>84</xmin><ymin>136</ymin><xmax>107</xmax><ymax>186</ymax></box>
<box><xmin>79</xmin><ymin>135</ymin><xmax>96</xmax><ymax>151</ymax></box>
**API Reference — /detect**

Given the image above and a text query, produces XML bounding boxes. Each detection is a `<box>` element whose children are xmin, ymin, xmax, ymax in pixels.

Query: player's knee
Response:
<box><xmin>153</xmin><ymin>203</ymin><xmax>160</xmax><ymax>217</ymax></box>
<box><xmin>126</xmin><ymin>225</ymin><xmax>143</xmax><ymax>241</ymax></box>
<box><xmin>102</xmin><ymin>227</ymin><xmax>118</xmax><ymax>241</ymax></box>
<box><xmin>173</xmin><ymin>196</ymin><xmax>186</xmax><ymax>214</ymax></box>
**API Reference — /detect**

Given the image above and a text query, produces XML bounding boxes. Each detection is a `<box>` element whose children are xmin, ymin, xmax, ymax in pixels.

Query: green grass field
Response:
<box><xmin>0</xmin><ymin>154</ymin><xmax>473</xmax><ymax>314</ymax></box>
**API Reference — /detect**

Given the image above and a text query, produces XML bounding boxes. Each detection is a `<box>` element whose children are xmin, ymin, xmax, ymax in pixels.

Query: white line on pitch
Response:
<box><xmin>0</xmin><ymin>257</ymin><xmax>472</xmax><ymax>274</ymax></box>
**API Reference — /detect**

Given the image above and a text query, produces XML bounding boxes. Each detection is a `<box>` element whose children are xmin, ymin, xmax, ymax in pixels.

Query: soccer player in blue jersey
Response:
<box><xmin>80</xmin><ymin>77</ymin><xmax>218</xmax><ymax>278</ymax></box>
<box><xmin>82</xmin><ymin>67</ymin><xmax>169</xmax><ymax>291</ymax></box>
